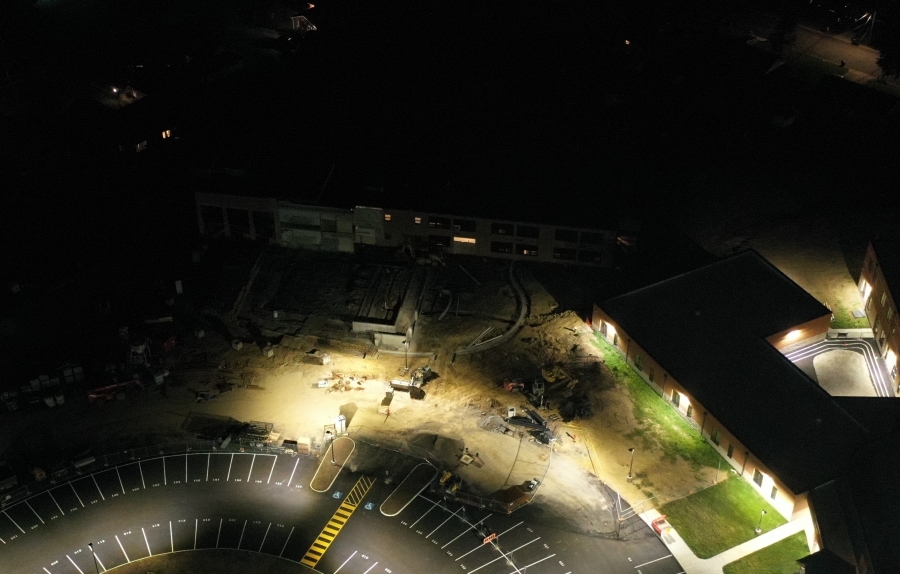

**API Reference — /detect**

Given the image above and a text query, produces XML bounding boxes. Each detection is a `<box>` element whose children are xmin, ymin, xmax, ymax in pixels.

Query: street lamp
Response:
<box><xmin>88</xmin><ymin>542</ymin><xmax>101</xmax><ymax>574</ymax></box>
<box><xmin>325</xmin><ymin>430</ymin><xmax>336</xmax><ymax>465</ymax></box>
<box><xmin>627</xmin><ymin>447</ymin><xmax>635</xmax><ymax>482</ymax></box>
<box><xmin>755</xmin><ymin>510</ymin><xmax>767</xmax><ymax>534</ymax></box>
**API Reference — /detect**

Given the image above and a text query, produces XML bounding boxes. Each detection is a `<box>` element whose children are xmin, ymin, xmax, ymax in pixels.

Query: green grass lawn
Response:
<box><xmin>829</xmin><ymin>299</ymin><xmax>868</xmax><ymax>329</ymax></box>
<box><xmin>723</xmin><ymin>531</ymin><xmax>810</xmax><ymax>574</ymax></box>
<box><xmin>592</xmin><ymin>335</ymin><xmax>722</xmax><ymax>470</ymax></box>
<box><xmin>658</xmin><ymin>475</ymin><xmax>788</xmax><ymax>558</ymax></box>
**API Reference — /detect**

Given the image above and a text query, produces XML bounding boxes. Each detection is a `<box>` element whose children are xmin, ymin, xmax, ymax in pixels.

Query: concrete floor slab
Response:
<box><xmin>813</xmin><ymin>350</ymin><xmax>876</xmax><ymax>396</ymax></box>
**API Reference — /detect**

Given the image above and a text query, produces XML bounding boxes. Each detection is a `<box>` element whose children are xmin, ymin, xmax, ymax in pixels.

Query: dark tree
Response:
<box><xmin>874</xmin><ymin>1</ymin><xmax>900</xmax><ymax>77</ymax></box>
<box><xmin>769</xmin><ymin>5</ymin><xmax>801</xmax><ymax>57</ymax></box>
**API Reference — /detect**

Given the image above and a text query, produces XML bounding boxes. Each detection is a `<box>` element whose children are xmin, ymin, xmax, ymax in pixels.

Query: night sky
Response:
<box><xmin>1</xmin><ymin>0</ymin><xmax>900</xmax><ymax>364</ymax></box>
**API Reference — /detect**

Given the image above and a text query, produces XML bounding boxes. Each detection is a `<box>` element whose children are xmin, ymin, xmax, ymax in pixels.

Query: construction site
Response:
<box><xmin>0</xmin><ymin>240</ymin><xmax>722</xmax><ymax>538</ymax></box>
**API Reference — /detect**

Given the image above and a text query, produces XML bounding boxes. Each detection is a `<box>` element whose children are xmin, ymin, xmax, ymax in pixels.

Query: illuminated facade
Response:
<box><xmin>592</xmin><ymin>251</ymin><xmax>864</xmax><ymax>536</ymax></box>
<box><xmin>858</xmin><ymin>240</ymin><xmax>900</xmax><ymax>392</ymax></box>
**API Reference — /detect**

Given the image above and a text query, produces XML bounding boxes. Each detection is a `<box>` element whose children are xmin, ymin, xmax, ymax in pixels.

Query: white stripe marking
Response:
<box><xmin>115</xmin><ymin>534</ymin><xmax>130</xmax><ymax>563</ymax></box>
<box><xmin>267</xmin><ymin>456</ymin><xmax>277</xmax><ymax>484</ymax></box>
<box><xmin>467</xmin><ymin>538</ymin><xmax>540</xmax><ymax>573</ymax></box>
<box><xmin>334</xmin><ymin>550</ymin><xmax>357</xmax><ymax>573</ymax></box>
<box><xmin>259</xmin><ymin>523</ymin><xmax>271</xmax><ymax>552</ymax></box>
<box><xmin>67</xmin><ymin>554</ymin><xmax>85</xmax><ymax>574</ymax></box>
<box><xmin>4</xmin><ymin>511</ymin><xmax>25</xmax><ymax>533</ymax></box>
<box><xmin>226</xmin><ymin>454</ymin><xmax>234</xmax><ymax>481</ymax></box>
<box><xmin>48</xmin><ymin>491</ymin><xmax>65</xmax><ymax>516</ymax></box>
<box><xmin>138</xmin><ymin>462</ymin><xmax>146</xmax><ymax>489</ymax></box>
<box><xmin>91</xmin><ymin>475</ymin><xmax>105</xmax><ymax>500</ymax></box>
<box><xmin>634</xmin><ymin>554</ymin><xmax>674</xmax><ymax>568</ymax></box>
<box><xmin>506</xmin><ymin>553</ymin><xmax>555</xmax><ymax>573</ymax></box>
<box><xmin>143</xmin><ymin>527</ymin><xmax>152</xmax><ymax>556</ymax></box>
<box><xmin>237</xmin><ymin>519</ymin><xmax>247</xmax><ymax>549</ymax></box>
<box><xmin>26</xmin><ymin>500</ymin><xmax>44</xmax><ymax>524</ymax></box>
<box><xmin>280</xmin><ymin>526</ymin><xmax>294</xmax><ymax>557</ymax></box>
<box><xmin>287</xmin><ymin>458</ymin><xmax>299</xmax><ymax>487</ymax></box>
<box><xmin>248</xmin><ymin>454</ymin><xmax>256</xmax><ymax>482</ymax></box>
<box><xmin>70</xmin><ymin>482</ymin><xmax>85</xmax><ymax>507</ymax></box>
<box><xmin>363</xmin><ymin>561</ymin><xmax>379</xmax><ymax>574</ymax></box>
<box><xmin>116</xmin><ymin>467</ymin><xmax>125</xmax><ymax>495</ymax></box>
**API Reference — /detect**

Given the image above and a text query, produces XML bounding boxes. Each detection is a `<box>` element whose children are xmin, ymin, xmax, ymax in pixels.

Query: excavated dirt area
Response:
<box><xmin>0</xmin><ymin>245</ymin><xmax>720</xmax><ymax>539</ymax></box>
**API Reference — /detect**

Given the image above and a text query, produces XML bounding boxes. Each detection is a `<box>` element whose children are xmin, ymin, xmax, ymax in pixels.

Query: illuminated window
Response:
<box><xmin>135</xmin><ymin>141</ymin><xmax>148</xmax><ymax>152</ymax></box>
<box><xmin>882</xmin><ymin>292</ymin><xmax>888</xmax><ymax>307</ymax></box>
<box><xmin>771</xmin><ymin>486</ymin><xmax>778</xmax><ymax>500</ymax></box>
<box><xmin>384</xmin><ymin>214</ymin><xmax>391</xmax><ymax>221</ymax></box>
<box><xmin>414</xmin><ymin>216</ymin><xmax>422</xmax><ymax>224</ymax></box>
<box><xmin>428</xmin><ymin>216</ymin><xmax>450</xmax><ymax>229</ymax></box>
<box><xmin>888</xmin><ymin>308</ymin><xmax>894</xmax><ymax>321</ymax></box>
<box><xmin>753</xmin><ymin>469</ymin><xmax>763</xmax><ymax>486</ymax></box>
<box><xmin>453</xmin><ymin>237</ymin><xmax>476</xmax><ymax>244</ymax></box>
<box><xmin>161</xmin><ymin>129</ymin><xmax>171</xmax><ymax>139</ymax></box>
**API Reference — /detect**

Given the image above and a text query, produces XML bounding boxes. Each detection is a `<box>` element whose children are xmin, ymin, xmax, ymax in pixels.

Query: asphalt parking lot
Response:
<box><xmin>0</xmin><ymin>452</ymin><xmax>682</xmax><ymax>574</ymax></box>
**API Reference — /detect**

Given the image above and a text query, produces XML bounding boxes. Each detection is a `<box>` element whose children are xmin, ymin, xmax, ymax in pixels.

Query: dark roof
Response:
<box><xmin>844</xmin><ymin>430</ymin><xmax>900</xmax><ymax>573</ymax></box>
<box><xmin>871</xmin><ymin>237</ymin><xmax>900</xmax><ymax>300</ymax></box>
<box><xmin>796</xmin><ymin>549</ymin><xmax>855</xmax><ymax>574</ymax></box>
<box><xmin>598</xmin><ymin>251</ymin><xmax>868</xmax><ymax>494</ymax></box>
<box><xmin>832</xmin><ymin>397</ymin><xmax>900</xmax><ymax>438</ymax></box>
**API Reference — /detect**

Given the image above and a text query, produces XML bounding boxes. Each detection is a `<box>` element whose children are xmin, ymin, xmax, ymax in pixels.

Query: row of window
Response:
<box><xmin>384</xmin><ymin>213</ymin><xmax>606</xmax><ymax>244</ymax></box>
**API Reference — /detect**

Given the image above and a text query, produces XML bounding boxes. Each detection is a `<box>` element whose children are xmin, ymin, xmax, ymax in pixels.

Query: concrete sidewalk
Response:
<box><xmin>639</xmin><ymin>509</ymin><xmax>810</xmax><ymax>574</ymax></box>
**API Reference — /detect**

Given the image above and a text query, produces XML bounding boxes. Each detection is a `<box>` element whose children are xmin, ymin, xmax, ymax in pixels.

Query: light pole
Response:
<box><xmin>755</xmin><ymin>510</ymin><xmax>767</xmax><ymax>534</ymax></box>
<box><xmin>627</xmin><ymin>447</ymin><xmax>635</xmax><ymax>482</ymax></box>
<box><xmin>326</xmin><ymin>430</ymin><xmax>336</xmax><ymax>465</ymax></box>
<box><xmin>88</xmin><ymin>542</ymin><xmax>101</xmax><ymax>574</ymax></box>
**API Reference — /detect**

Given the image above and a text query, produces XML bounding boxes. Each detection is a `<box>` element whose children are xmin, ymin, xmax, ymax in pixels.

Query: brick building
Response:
<box><xmin>857</xmin><ymin>239</ymin><xmax>900</xmax><ymax>392</ymax></box>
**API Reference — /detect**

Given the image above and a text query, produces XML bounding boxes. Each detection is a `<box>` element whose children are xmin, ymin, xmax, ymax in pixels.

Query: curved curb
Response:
<box><xmin>379</xmin><ymin>462</ymin><xmax>438</xmax><ymax>516</ymax></box>
<box><xmin>310</xmin><ymin>437</ymin><xmax>356</xmax><ymax>493</ymax></box>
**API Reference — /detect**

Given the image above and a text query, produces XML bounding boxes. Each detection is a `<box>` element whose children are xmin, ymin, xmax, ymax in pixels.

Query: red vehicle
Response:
<box><xmin>88</xmin><ymin>376</ymin><xmax>145</xmax><ymax>403</ymax></box>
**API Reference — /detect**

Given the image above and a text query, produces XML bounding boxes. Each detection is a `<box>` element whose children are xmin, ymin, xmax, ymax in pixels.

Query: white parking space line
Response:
<box><xmin>25</xmin><ymin>500</ymin><xmax>44</xmax><ymax>524</ymax></box>
<box><xmin>216</xmin><ymin>519</ymin><xmax>223</xmax><ymax>549</ymax></box>
<box><xmin>409</xmin><ymin>498</ymin><xmax>439</xmax><ymax>529</ymax></box>
<box><xmin>91</xmin><ymin>475</ymin><xmax>105</xmax><ymax>500</ymax></box>
<box><xmin>427</xmin><ymin>506</ymin><xmax>462</xmax><ymax>538</ymax></box>
<box><xmin>248</xmin><ymin>454</ymin><xmax>256</xmax><ymax>483</ymax></box>
<box><xmin>226</xmin><ymin>454</ymin><xmax>235</xmax><ymax>482</ymax></box>
<box><xmin>505</xmin><ymin>553</ymin><xmax>555</xmax><ymax>573</ymax></box>
<box><xmin>467</xmin><ymin>537</ymin><xmax>540</xmax><ymax>573</ymax></box>
<box><xmin>0</xmin><ymin>536</ymin><xmax>5</xmax><ymax>544</ymax></box>
<box><xmin>280</xmin><ymin>526</ymin><xmax>294</xmax><ymax>557</ymax></box>
<box><xmin>94</xmin><ymin>552</ymin><xmax>107</xmax><ymax>572</ymax></box>
<box><xmin>287</xmin><ymin>458</ymin><xmax>299</xmax><ymax>487</ymax></box>
<box><xmin>115</xmin><ymin>535</ymin><xmax>130</xmax><ymax>563</ymax></box>
<box><xmin>48</xmin><ymin>492</ymin><xmax>65</xmax><ymax>516</ymax></box>
<box><xmin>169</xmin><ymin>521</ymin><xmax>174</xmax><ymax>553</ymax></box>
<box><xmin>259</xmin><ymin>522</ymin><xmax>271</xmax><ymax>552</ymax></box>
<box><xmin>442</xmin><ymin>515</ymin><xmax>489</xmax><ymax>549</ymax></box>
<box><xmin>267</xmin><ymin>457</ymin><xmax>277</xmax><ymax>484</ymax></box>
<box><xmin>68</xmin><ymin>483</ymin><xmax>85</xmax><ymax>507</ymax></box>
<box><xmin>455</xmin><ymin>521</ymin><xmax>521</xmax><ymax>561</ymax></box>
<box><xmin>496</xmin><ymin>521</ymin><xmax>523</xmax><ymax>538</ymax></box>
<box><xmin>43</xmin><ymin>567</ymin><xmax>51</xmax><ymax>574</ymax></box>
<box><xmin>634</xmin><ymin>554</ymin><xmax>674</xmax><ymax>568</ymax></box>
<box><xmin>334</xmin><ymin>550</ymin><xmax>357</xmax><ymax>573</ymax></box>
<box><xmin>143</xmin><ymin>527</ymin><xmax>152</xmax><ymax>556</ymax></box>
<box><xmin>4</xmin><ymin>511</ymin><xmax>25</xmax><ymax>533</ymax></box>
<box><xmin>67</xmin><ymin>554</ymin><xmax>85</xmax><ymax>574</ymax></box>
<box><xmin>116</xmin><ymin>468</ymin><xmax>126</xmax><ymax>495</ymax></box>
<box><xmin>362</xmin><ymin>561</ymin><xmax>379</xmax><ymax>574</ymax></box>
<box><xmin>194</xmin><ymin>519</ymin><xmax>198</xmax><ymax>550</ymax></box>
<box><xmin>237</xmin><ymin>519</ymin><xmax>248</xmax><ymax>549</ymax></box>
<box><xmin>138</xmin><ymin>462</ymin><xmax>146</xmax><ymax>490</ymax></box>
<box><xmin>163</xmin><ymin>457</ymin><xmax>167</xmax><ymax>486</ymax></box>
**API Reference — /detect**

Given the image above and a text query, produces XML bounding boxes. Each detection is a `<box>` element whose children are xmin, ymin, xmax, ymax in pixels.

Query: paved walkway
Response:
<box><xmin>639</xmin><ymin>509</ymin><xmax>810</xmax><ymax>574</ymax></box>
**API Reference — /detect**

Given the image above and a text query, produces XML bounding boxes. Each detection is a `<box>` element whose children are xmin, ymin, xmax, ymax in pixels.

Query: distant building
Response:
<box><xmin>857</xmin><ymin>239</ymin><xmax>900</xmax><ymax>392</ymax></box>
<box><xmin>194</xmin><ymin>192</ymin><xmax>616</xmax><ymax>266</ymax></box>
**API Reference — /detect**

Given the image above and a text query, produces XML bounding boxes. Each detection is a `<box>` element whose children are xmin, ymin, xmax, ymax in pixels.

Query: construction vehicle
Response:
<box><xmin>503</xmin><ymin>378</ymin><xmax>525</xmax><ymax>392</ymax></box>
<box><xmin>88</xmin><ymin>376</ymin><xmax>145</xmax><ymax>403</ymax></box>
<box><xmin>390</xmin><ymin>365</ymin><xmax>432</xmax><ymax>399</ymax></box>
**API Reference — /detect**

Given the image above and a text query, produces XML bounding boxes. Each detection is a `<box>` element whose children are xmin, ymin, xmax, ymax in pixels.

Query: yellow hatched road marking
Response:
<box><xmin>300</xmin><ymin>476</ymin><xmax>375</xmax><ymax>568</ymax></box>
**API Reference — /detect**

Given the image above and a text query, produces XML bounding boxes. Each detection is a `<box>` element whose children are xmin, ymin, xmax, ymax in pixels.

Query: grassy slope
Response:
<box><xmin>593</xmin><ymin>335</ymin><xmax>722</xmax><ymax>469</ymax></box>
<box><xmin>658</xmin><ymin>475</ymin><xmax>788</xmax><ymax>559</ymax></box>
<box><xmin>723</xmin><ymin>531</ymin><xmax>810</xmax><ymax>574</ymax></box>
